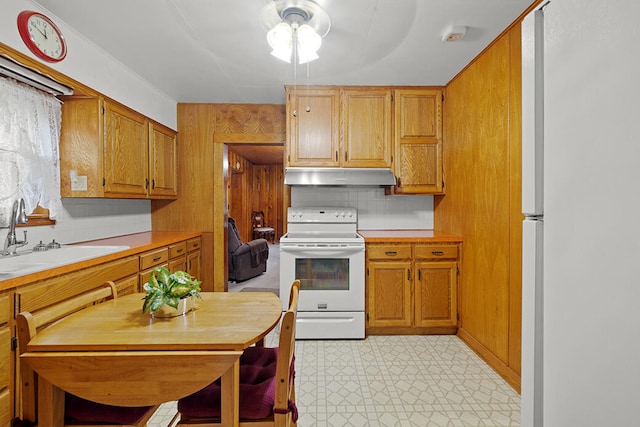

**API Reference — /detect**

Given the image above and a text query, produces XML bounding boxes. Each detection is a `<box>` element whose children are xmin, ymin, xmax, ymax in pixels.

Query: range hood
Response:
<box><xmin>284</xmin><ymin>167</ymin><xmax>396</xmax><ymax>187</ymax></box>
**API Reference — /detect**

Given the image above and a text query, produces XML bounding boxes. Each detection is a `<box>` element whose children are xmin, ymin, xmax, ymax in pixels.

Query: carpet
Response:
<box><xmin>229</xmin><ymin>243</ymin><xmax>280</xmax><ymax>293</ymax></box>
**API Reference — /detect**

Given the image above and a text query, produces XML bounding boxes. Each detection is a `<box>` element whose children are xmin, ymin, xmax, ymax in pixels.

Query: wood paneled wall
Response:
<box><xmin>252</xmin><ymin>164</ymin><xmax>284</xmax><ymax>240</ymax></box>
<box><xmin>228</xmin><ymin>150</ymin><xmax>253</xmax><ymax>241</ymax></box>
<box><xmin>152</xmin><ymin>104</ymin><xmax>285</xmax><ymax>292</ymax></box>
<box><xmin>435</xmin><ymin>25</ymin><xmax>523</xmax><ymax>390</ymax></box>
<box><xmin>228</xmin><ymin>150</ymin><xmax>285</xmax><ymax>243</ymax></box>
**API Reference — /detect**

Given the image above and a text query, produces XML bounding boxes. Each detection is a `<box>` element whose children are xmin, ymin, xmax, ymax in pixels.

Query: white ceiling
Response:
<box><xmin>32</xmin><ymin>0</ymin><xmax>532</xmax><ymax>105</ymax></box>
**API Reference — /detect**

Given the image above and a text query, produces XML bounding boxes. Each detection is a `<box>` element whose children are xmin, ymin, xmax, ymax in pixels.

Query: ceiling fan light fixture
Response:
<box><xmin>268</xmin><ymin>22</ymin><xmax>293</xmax><ymax>62</ymax></box>
<box><xmin>296</xmin><ymin>24</ymin><xmax>322</xmax><ymax>64</ymax></box>
<box><xmin>260</xmin><ymin>0</ymin><xmax>331</xmax><ymax>64</ymax></box>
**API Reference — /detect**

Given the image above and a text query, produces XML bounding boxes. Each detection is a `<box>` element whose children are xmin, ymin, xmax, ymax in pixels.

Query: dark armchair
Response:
<box><xmin>228</xmin><ymin>217</ymin><xmax>269</xmax><ymax>282</ymax></box>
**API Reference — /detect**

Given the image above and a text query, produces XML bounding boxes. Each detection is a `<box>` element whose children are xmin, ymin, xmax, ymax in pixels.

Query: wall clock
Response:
<box><xmin>17</xmin><ymin>11</ymin><xmax>67</xmax><ymax>63</ymax></box>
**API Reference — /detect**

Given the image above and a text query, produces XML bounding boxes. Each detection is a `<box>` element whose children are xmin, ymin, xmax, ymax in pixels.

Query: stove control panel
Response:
<box><xmin>288</xmin><ymin>207</ymin><xmax>357</xmax><ymax>223</ymax></box>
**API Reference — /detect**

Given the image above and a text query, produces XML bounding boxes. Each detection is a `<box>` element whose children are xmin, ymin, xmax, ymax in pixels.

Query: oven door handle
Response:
<box><xmin>281</xmin><ymin>245</ymin><xmax>364</xmax><ymax>253</ymax></box>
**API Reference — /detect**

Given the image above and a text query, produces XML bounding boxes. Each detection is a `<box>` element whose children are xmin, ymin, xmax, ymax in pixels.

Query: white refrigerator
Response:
<box><xmin>522</xmin><ymin>1</ymin><xmax>640</xmax><ymax>426</ymax></box>
<box><xmin>520</xmin><ymin>6</ymin><xmax>544</xmax><ymax>427</ymax></box>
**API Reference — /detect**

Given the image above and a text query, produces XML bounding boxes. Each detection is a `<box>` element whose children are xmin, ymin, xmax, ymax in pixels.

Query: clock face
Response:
<box><xmin>17</xmin><ymin>11</ymin><xmax>67</xmax><ymax>63</ymax></box>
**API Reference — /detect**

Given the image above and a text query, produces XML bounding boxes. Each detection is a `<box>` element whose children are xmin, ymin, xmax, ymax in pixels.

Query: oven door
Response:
<box><xmin>279</xmin><ymin>243</ymin><xmax>365</xmax><ymax>312</ymax></box>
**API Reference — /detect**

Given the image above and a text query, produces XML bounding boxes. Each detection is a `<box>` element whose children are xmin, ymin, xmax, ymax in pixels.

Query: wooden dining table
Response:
<box><xmin>20</xmin><ymin>291</ymin><xmax>282</xmax><ymax>427</ymax></box>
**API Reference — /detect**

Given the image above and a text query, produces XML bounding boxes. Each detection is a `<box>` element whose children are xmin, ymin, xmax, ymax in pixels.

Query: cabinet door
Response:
<box><xmin>187</xmin><ymin>249</ymin><xmax>201</xmax><ymax>279</ymax></box>
<box><xmin>60</xmin><ymin>97</ymin><xmax>104</xmax><ymax>197</ymax></box>
<box><xmin>286</xmin><ymin>87</ymin><xmax>340</xmax><ymax>166</ymax></box>
<box><xmin>0</xmin><ymin>294</ymin><xmax>11</xmax><ymax>424</ymax></box>
<box><xmin>149</xmin><ymin>121</ymin><xmax>178</xmax><ymax>198</ymax></box>
<box><xmin>169</xmin><ymin>256</ymin><xmax>187</xmax><ymax>273</ymax></box>
<box><xmin>104</xmin><ymin>102</ymin><xmax>149</xmax><ymax>196</ymax></box>
<box><xmin>393</xmin><ymin>89</ymin><xmax>443</xmax><ymax>193</ymax></box>
<box><xmin>415</xmin><ymin>261</ymin><xmax>457</xmax><ymax>327</ymax></box>
<box><xmin>367</xmin><ymin>261</ymin><xmax>412</xmax><ymax>327</ymax></box>
<box><xmin>342</xmin><ymin>89</ymin><xmax>392</xmax><ymax>167</ymax></box>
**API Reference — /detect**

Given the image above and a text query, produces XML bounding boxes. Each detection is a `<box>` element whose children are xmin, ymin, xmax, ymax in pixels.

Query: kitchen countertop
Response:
<box><xmin>0</xmin><ymin>231</ymin><xmax>201</xmax><ymax>291</ymax></box>
<box><xmin>357</xmin><ymin>229</ymin><xmax>463</xmax><ymax>243</ymax></box>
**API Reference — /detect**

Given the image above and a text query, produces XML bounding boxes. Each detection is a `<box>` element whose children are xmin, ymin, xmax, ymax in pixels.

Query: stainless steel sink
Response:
<box><xmin>0</xmin><ymin>245</ymin><xmax>130</xmax><ymax>279</ymax></box>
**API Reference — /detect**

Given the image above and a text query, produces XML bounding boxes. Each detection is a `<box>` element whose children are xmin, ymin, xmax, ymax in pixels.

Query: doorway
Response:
<box><xmin>226</xmin><ymin>143</ymin><xmax>285</xmax><ymax>293</ymax></box>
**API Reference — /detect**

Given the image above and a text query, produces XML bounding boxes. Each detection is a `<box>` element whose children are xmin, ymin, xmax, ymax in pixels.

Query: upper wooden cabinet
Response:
<box><xmin>60</xmin><ymin>97</ymin><xmax>178</xmax><ymax>199</ymax></box>
<box><xmin>392</xmin><ymin>89</ymin><xmax>444</xmax><ymax>194</ymax></box>
<box><xmin>286</xmin><ymin>87</ymin><xmax>339</xmax><ymax>166</ymax></box>
<box><xmin>103</xmin><ymin>101</ymin><xmax>149</xmax><ymax>196</ymax></box>
<box><xmin>286</xmin><ymin>86</ymin><xmax>444</xmax><ymax>194</ymax></box>
<box><xmin>285</xmin><ymin>86</ymin><xmax>392</xmax><ymax>168</ymax></box>
<box><xmin>148</xmin><ymin>121</ymin><xmax>178</xmax><ymax>198</ymax></box>
<box><xmin>342</xmin><ymin>89</ymin><xmax>392</xmax><ymax>167</ymax></box>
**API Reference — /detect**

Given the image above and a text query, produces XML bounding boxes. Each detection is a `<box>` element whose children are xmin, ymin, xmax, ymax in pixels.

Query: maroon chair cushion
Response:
<box><xmin>179</xmin><ymin>347</ymin><xmax>280</xmax><ymax>419</ymax></box>
<box><xmin>65</xmin><ymin>393</ymin><xmax>154</xmax><ymax>424</ymax></box>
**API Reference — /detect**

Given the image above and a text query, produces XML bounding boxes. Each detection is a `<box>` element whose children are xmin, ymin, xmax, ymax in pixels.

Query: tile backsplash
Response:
<box><xmin>13</xmin><ymin>188</ymin><xmax>432</xmax><ymax>249</ymax></box>
<box><xmin>21</xmin><ymin>198</ymin><xmax>151</xmax><ymax>246</ymax></box>
<box><xmin>291</xmin><ymin>187</ymin><xmax>434</xmax><ymax>229</ymax></box>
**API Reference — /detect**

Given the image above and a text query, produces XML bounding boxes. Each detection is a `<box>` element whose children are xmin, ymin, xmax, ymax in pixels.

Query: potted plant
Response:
<box><xmin>142</xmin><ymin>266</ymin><xmax>202</xmax><ymax>317</ymax></box>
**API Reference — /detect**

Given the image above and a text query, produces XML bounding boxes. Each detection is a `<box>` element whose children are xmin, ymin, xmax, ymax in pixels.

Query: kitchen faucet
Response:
<box><xmin>2</xmin><ymin>198</ymin><xmax>28</xmax><ymax>256</ymax></box>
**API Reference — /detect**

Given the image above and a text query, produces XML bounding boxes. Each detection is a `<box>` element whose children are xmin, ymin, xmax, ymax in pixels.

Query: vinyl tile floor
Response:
<box><xmin>149</xmin><ymin>327</ymin><xmax>520</xmax><ymax>427</ymax></box>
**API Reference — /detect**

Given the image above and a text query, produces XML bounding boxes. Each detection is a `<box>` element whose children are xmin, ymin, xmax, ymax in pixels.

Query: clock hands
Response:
<box><xmin>35</xmin><ymin>25</ymin><xmax>48</xmax><ymax>40</ymax></box>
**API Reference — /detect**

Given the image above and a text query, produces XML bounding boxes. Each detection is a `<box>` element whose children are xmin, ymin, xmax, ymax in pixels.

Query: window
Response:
<box><xmin>0</xmin><ymin>77</ymin><xmax>62</xmax><ymax>228</ymax></box>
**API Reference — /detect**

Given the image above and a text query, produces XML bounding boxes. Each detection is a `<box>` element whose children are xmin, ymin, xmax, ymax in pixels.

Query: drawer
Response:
<box><xmin>169</xmin><ymin>242</ymin><xmax>187</xmax><ymax>259</ymax></box>
<box><xmin>16</xmin><ymin>256</ymin><xmax>139</xmax><ymax>314</ymax></box>
<box><xmin>367</xmin><ymin>244</ymin><xmax>412</xmax><ymax>260</ymax></box>
<box><xmin>140</xmin><ymin>264</ymin><xmax>168</xmax><ymax>286</ymax></box>
<box><xmin>139</xmin><ymin>248</ymin><xmax>169</xmax><ymax>271</ymax></box>
<box><xmin>414</xmin><ymin>244</ymin><xmax>458</xmax><ymax>259</ymax></box>
<box><xmin>187</xmin><ymin>237</ymin><xmax>201</xmax><ymax>252</ymax></box>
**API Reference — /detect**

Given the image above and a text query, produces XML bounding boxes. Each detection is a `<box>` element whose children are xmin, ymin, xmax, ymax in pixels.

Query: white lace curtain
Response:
<box><xmin>0</xmin><ymin>77</ymin><xmax>63</xmax><ymax>227</ymax></box>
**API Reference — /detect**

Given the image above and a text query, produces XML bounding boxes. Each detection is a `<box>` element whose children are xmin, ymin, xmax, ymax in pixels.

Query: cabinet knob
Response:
<box><xmin>432</xmin><ymin>251</ymin><xmax>444</xmax><ymax>256</ymax></box>
<box><xmin>385</xmin><ymin>251</ymin><xmax>398</xmax><ymax>256</ymax></box>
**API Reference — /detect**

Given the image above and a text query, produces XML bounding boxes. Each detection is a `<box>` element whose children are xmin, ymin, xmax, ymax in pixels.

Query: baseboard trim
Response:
<box><xmin>367</xmin><ymin>326</ymin><xmax>457</xmax><ymax>335</ymax></box>
<box><xmin>457</xmin><ymin>327</ymin><xmax>521</xmax><ymax>393</ymax></box>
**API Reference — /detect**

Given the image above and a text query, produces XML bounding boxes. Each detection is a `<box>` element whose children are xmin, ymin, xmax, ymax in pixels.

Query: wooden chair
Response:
<box><xmin>16</xmin><ymin>281</ymin><xmax>159</xmax><ymax>427</ymax></box>
<box><xmin>251</xmin><ymin>210</ymin><xmax>275</xmax><ymax>243</ymax></box>
<box><xmin>172</xmin><ymin>280</ymin><xmax>300</xmax><ymax>427</ymax></box>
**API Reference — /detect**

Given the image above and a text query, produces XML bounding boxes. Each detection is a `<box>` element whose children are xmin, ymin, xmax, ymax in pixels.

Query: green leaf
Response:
<box><xmin>142</xmin><ymin>267</ymin><xmax>202</xmax><ymax>314</ymax></box>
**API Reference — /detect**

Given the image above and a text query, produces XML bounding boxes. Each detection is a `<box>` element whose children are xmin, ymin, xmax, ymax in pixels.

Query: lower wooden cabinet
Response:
<box><xmin>168</xmin><ymin>241</ymin><xmax>188</xmax><ymax>272</ymax></box>
<box><xmin>186</xmin><ymin>237</ymin><xmax>202</xmax><ymax>279</ymax></box>
<box><xmin>139</xmin><ymin>237</ymin><xmax>201</xmax><ymax>288</ymax></box>
<box><xmin>9</xmin><ymin>232</ymin><xmax>202</xmax><ymax>421</ymax></box>
<box><xmin>0</xmin><ymin>294</ymin><xmax>12</xmax><ymax>426</ymax></box>
<box><xmin>366</xmin><ymin>242</ymin><xmax>459</xmax><ymax>334</ymax></box>
<box><xmin>139</xmin><ymin>247</ymin><xmax>169</xmax><ymax>286</ymax></box>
